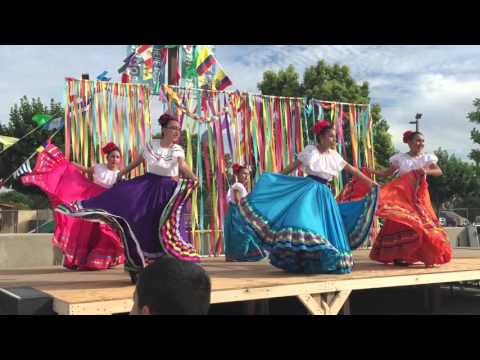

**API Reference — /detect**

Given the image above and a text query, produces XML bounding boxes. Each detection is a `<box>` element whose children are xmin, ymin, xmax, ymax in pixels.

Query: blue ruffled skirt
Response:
<box><xmin>223</xmin><ymin>203</ymin><xmax>267</xmax><ymax>262</ymax></box>
<box><xmin>237</xmin><ymin>173</ymin><xmax>378</xmax><ymax>274</ymax></box>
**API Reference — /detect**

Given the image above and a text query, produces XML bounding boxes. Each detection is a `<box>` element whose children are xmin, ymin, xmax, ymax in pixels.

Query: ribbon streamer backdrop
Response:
<box><xmin>161</xmin><ymin>85</ymin><xmax>375</xmax><ymax>255</ymax></box>
<box><xmin>64</xmin><ymin>79</ymin><xmax>152</xmax><ymax>178</ymax></box>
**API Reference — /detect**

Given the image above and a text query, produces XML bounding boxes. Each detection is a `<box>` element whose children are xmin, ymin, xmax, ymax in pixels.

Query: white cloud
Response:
<box><xmin>0</xmin><ymin>45</ymin><xmax>125</xmax><ymax>123</ymax></box>
<box><xmin>382</xmin><ymin>73</ymin><xmax>480</xmax><ymax>160</ymax></box>
<box><xmin>2</xmin><ymin>45</ymin><xmax>480</xmax><ymax>162</ymax></box>
<box><xmin>217</xmin><ymin>45</ymin><xmax>480</xmax><ymax>160</ymax></box>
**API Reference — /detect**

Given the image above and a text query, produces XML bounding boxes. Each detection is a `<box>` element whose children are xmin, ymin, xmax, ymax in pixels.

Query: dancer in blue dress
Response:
<box><xmin>237</xmin><ymin>120</ymin><xmax>379</xmax><ymax>274</ymax></box>
<box><xmin>223</xmin><ymin>163</ymin><xmax>267</xmax><ymax>262</ymax></box>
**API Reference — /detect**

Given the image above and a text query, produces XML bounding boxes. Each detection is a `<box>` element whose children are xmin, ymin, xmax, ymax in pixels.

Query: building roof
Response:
<box><xmin>0</xmin><ymin>202</ymin><xmax>16</xmax><ymax>209</ymax></box>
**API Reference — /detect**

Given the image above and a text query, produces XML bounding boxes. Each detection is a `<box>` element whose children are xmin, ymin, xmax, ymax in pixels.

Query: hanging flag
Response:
<box><xmin>126</xmin><ymin>52</ymin><xmax>141</xmax><ymax>82</ymax></box>
<box><xmin>96</xmin><ymin>71</ymin><xmax>111</xmax><ymax>81</ymax></box>
<box><xmin>13</xmin><ymin>160</ymin><xmax>32</xmax><ymax>179</ymax></box>
<box><xmin>0</xmin><ymin>135</ymin><xmax>19</xmax><ymax>150</ymax></box>
<box><xmin>152</xmin><ymin>46</ymin><xmax>167</xmax><ymax>94</ymax></box>
<box><xmin>136</xmin><ymin>45</ymin><xmax>153</xmax><ymax>81</ymax></box>
<box><xmin>182</xmin><ymin>45</ymin><xmax>196</xmax><ymax>79</ymax></box>
<box><xmin>173</xmin><ymin>47</ymin><xmax>181</xmax><ymax>85</ymax></box>
<box><xmin>32</xmin><ymin>114</ymin><xmax>52</xmax><ymax>127</ymax></box>
<box><xmin>213</xmin><ymin>69</ymin><xmax>232</xmax><ymax>91</ymax></box>
<box><xmin>118</xmin><ymin>52</ymin><xmax>135</xmax><ymax>74</ymax></box>
<box><xmin>198</xmin><ymin>73</ymin><xmax>208</xmax><ymax>87</ymax></box>
<box><xmin>42</xmin><ymin>117</ymin><xmax>64</xmax><ymax>131</ymax></box>
<box><xmin>136</xmin><ymin>45</ymin><xmax>152</xmax><ymax>55</ymax></box>
<box><xmin>160</xmin><ymin>47</ymin><xmax>168</xmax><ymax>63</ymax></box>
<box><xmin>196</xmin><ymin>46</ymin><xmax>216</xmax><ymax>76</ymax></box>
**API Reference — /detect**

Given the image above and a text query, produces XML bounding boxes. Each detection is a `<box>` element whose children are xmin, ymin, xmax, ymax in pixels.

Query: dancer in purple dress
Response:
<box><xmin>57</xmin><ymin>113</ymin><xmax>199</xmax><ymax>283</ymax></box>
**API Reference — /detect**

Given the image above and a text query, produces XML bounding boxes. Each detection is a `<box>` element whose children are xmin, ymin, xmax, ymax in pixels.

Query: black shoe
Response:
<box><xmin>393</xmin><ymin>259</ymin><xmax>409</xmax><ymax>267</ymax></box>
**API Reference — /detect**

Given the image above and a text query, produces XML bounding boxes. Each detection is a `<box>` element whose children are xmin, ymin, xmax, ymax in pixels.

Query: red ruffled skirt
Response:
<box><xmin>21</xmin><ymin>143</ymin><xmax>124</xmax><ymax>270</ymax></box>
<box><xmin>369</xmin><ymin>171</ymin><xmax>451</xmax><ymax>266</ymax></box>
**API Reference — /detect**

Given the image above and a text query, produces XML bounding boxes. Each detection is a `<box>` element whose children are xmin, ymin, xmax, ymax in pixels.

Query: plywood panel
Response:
<box><xmin>1</xmin><ymin>249</ymin><xmax>480</xmax><ymax>314</ymax></box>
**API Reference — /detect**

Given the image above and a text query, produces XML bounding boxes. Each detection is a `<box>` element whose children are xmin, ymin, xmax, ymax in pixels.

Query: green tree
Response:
<box><xmin>258</xmin><ymin>65</ymin><xmax>302</xmax><ymax>97</ymax></box>
<box><xmin>257</xmin><ymin>61</ymin><xmax>395</xmax><ymax>168</ymax></box>
<box><xmin>0</xmin><ymin>96</ymin><xmax>64</xmax><ymax>208</ymax></box>
<box><xmin>0</xmin><ymin>191</ymin><xmax>34</xmax><ymax>209</ymax></box>
<box><xmin>467</xmin><ymin>98</ymin><xmax>480</xmax><ymax>166</ymax></box>
<box><xmin>428</xmin><ymin>148</ymin><xmax>480</xmax><ymax>210</ymax></box>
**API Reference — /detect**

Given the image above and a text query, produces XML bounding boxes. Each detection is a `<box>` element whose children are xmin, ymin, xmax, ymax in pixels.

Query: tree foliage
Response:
<box><xmin>429</xmin><ymin>148</ymin><xmax>480</xmax><ymax>209</ymax></box>
<box><xmin>257</xmin><ymin>61</ymin><xmax>395</xmax><ymax>168</ymax></box>
<box><xmin>0</xmin><ymin>96</ymin><xmax>64</xmax><ymax>208</ymax></box>
<box><xmin>468</xmin><ymin>98</ymin><xmax>480</xmax><ymax>166</ymax></box>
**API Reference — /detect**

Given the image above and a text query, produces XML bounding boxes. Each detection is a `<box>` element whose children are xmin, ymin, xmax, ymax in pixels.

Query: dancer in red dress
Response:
<box><xmin>367</xmin><ymin>130</ymin><xmax>451</xmax><ymax>267</ymax></box>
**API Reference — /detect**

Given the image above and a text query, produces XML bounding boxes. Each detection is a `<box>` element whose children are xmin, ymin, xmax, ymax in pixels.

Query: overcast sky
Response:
<box><xmin>1</xmin><ymin>45</ymin><xmax>479</xmax><ymax>160</ymax></box>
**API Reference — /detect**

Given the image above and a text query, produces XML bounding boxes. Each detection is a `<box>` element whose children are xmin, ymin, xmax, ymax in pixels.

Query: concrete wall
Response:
<box><xmin>444</xmin><ymin>226</ymin><xmax>480</xmax><ymax>247</ymax></box>
<box><xmin>0</xmin><ymin>234</ymin><xmax>62</xmax><ymax>269</ymax></box>
<box><xmin>445</xmin><ymin>227</ymin><xmax>465</xmax><ymax>247</ymax></box>
<box><xmin>0</xmin><ymin>226</ymin><xmax>472</xmax><ymax>269</ymax></box>
<box><xmin>17</xmin><ymin>211</ymin><xmax>37</xmax><ymax>233</ymax></box>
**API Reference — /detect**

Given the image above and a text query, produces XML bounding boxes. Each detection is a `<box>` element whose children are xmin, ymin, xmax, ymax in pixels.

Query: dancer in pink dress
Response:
<box><xmin>22</xmin><ymin>142</ymin><xmax>125</xmax><ymax>270</ymax></box>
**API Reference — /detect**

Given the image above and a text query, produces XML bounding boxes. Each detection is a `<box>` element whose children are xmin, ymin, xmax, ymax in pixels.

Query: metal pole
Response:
<box><xmin>409</xmin><ymin>113</ymin><xmax>422</xmax><ymax>132</ymax></box>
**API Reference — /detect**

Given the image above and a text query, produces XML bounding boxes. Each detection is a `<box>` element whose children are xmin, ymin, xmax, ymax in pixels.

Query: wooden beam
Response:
<box><xmin>54</xmin><ymin>298</ymin><xmax>134</xmax><ymax>315</ymax></box>
<box><xmin>298</xmin><ymin>294</ymin><xmax>327</xmax><ymax>315</ymax></box>
<box><xmin>297</xmin><ymin>290</ymin><xmax>351</xmax><ymax>315</ymax></box>
<box><xmin>329</xmin><ymin>290</ymin><xmax>351</xmax><ymax>315</ymax></box>
<box><xmin>211</xmin><ymin>269</ymin><xmax>480</xmax><ymax>304</ymax></box>
<box><xmin>340</xmin><ymin>298</ymin><xmax>351</xmax><ymax>315</ymax></box>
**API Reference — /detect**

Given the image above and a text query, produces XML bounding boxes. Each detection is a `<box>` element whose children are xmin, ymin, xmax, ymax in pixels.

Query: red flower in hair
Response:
<box><xmin>313</xmin><ymin>120</ymin><xmax>330</xmax><ymax>135</ymax></box>
<box><xmin>102</xmin><ymin>142</ymin><xmax>119</xmax><ymax>155</ymax></box>
<box><xmin>232</xmin><ymin>163</ymin><xmax>241</xmax><ymax>175</ymax></box>
<box><xmin>403</xmin><ymin>130</ymin><xmax>414</xmax><ymax>143</ymax></box>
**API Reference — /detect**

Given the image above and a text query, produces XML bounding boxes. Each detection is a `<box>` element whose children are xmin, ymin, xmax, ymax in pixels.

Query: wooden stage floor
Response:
<box><xmin>1</xmin><ymin>249</ymin><xmax>480</xmax><ymax>315</ymax></box>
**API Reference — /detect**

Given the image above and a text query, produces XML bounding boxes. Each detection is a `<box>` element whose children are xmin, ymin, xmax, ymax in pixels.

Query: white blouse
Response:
<box><xmin>297</xmin><ymin>145</ymin><xmax>347</xmax><ymax>181</ymax></box>
<box><xmin>142</xmin><ymin>141</ymin><xmax>185</xmax><ymax>177</ymax></box>
<box><xmin>227</xmin><ymin>182</ymin><xmax>248</xmax><ymax>204</ymax></box>
<box><xmin>92</xmin><ymin>164</ymin><xmax>119</xmax><ymax>189</ymax></box>
<box><xmin>390</xmin><ymin>152</ymin><xmax>438</xmax><ymax>176</ymax></box>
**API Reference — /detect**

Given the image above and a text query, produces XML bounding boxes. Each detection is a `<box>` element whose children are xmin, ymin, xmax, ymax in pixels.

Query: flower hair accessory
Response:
<box><xmin>313</xmin><ymin>120</ymin><xmax>330</xmax><ymax>135</ymax></box>
<box><xmin>403</xmin><ymin>130</ymin><xmax>414</xmax><ymax>143</ymax></box>
<box><xmin>102</xmin><ymin>142</ymin><xmax>120</xmax><ymax>155</ymax></box>
<box><xmin>232</xmin><ymin>163</ymin><xmax>242</xmax><ymax>175</ymax></box>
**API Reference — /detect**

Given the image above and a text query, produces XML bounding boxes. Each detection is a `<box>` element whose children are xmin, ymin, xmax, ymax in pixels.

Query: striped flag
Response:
<box><xmin>0</xmin><ymin>135</ymin><xmax>19</xmax><ymax>150</ymax></box>
<box><xmin>196</xmin><ymin>47</ymin><xmax>216</xmax><ymax>76</ymax></box>
<box><xmin>137</xmin><ymin>45</ymin><xmax>153</xmax><ymax>80</ymax></box>
<box><xmin>42</xmin><ymin>117</ymin><xmax>64</xmax><ymax>131</ymax></box>
<box><xmin>13</xmin><ymin>160</ymin><xmax>32</xmax><ymax>179</ymax></box>
<box><xmin>213</xmin><ymin>69</ymin><xmax>233</xmax><ymax>91</ymax></box>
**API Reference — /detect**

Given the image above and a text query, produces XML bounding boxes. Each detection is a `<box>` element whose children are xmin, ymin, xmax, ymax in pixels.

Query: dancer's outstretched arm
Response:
<box><xmin>71</xmin><ymin>162</ymin><xmax>94</xmax><ymax>175</ymax></box>
<box><xmin>344</xmin><ymin>163</ymin><xmax>378</xmax><ymax>188</ymax></box>
<box><xmin>117</xmin><ymin>154</ymin><xmax>144</xmax><ymax>181</ymax></box>
<box><xmin>178</xmin><ymin>159</ymin><xmax>198</xmax><ymax>182</ymax></box>
<box><xmin>281</xmin><ymin>160</ymin><xmax>301</xmax><ymax>175</ymax></box>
